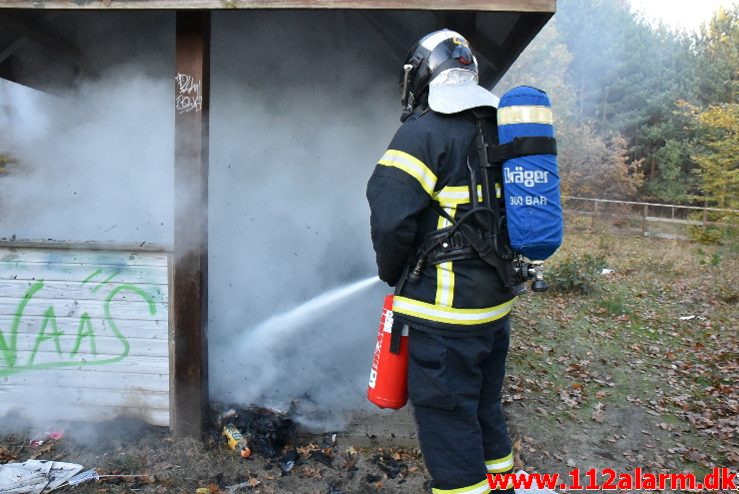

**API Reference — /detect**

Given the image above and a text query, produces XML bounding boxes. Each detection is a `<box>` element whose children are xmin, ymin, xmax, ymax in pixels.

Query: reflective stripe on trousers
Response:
<box><xmin>432</xmin><ymin>478</ymin><xmax>491</xmax><ymax>494</ymax></box>
<box><xmin>486</xmin><ymin>453</ymin><xmax>513</xmax><ymax>473</ymax></box>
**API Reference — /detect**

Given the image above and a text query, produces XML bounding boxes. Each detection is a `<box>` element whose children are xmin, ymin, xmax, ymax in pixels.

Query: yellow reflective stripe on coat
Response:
<box><xmin>433</xmin><ymin>185</ymin><xmax>481</xmax><ymax>206</ymax></box>
<box><xmin>485</xmin><ymin>453</ymin><xmax>514</xmax><ymax>473</ymax></box>
<box><xmin>393</xmin><ymin>296</ymin><xmax>513</xmax><ymax>325</ymax></box>
<box><xmin>435</xmin><ymin>262</ymin><xmax>455</xmax><ymax>307</ymax></box>
<box><xmin>433</xmin><ymin>184</ymin><xmax>500</xmax><ymax>207</ymax></box>
<box><xmin>498</xmin><ymin>105</ymin><xmax>553</xmax><ymax>126</ymax></box>
<box><xmin>435</xmin><ymin>206</ymin><xmax>456</xmax><ymax>307</ymax></box>
<box><xmin>432</xmin><ymin>477</ymin><xmax>491</xmax><ymax>494</ymax></box>
<box><xmin>378</xmin><ymin>149</ymin><xmax>437</xmax><ymax>196</ymax></box>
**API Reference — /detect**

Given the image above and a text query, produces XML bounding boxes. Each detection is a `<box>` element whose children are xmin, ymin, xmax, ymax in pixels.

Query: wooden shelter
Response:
<box><xmin>0</xmin><ymin>0</ymin><xmax>555</xmax><ymax>438</ymax></box>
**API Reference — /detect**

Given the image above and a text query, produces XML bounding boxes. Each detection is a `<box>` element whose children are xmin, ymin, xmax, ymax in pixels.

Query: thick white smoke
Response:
<box><xmin>0</xmin><ymin>10</ymin><xmax>402</xmax><ymax>430</ymax></box>
<box><xmin>0</xmin><ymin>12</ymin><xmax>175</xmax><ymax>245</ymax></box>
<box><xmin>0</xmin><ymin>72</ymin><xmax>174</xmax><ymax>245</ymax></box>
<box><xmin>207</xmin><ymin>11</ymin><xmax>399</xmax><ymax>429</ymax></box>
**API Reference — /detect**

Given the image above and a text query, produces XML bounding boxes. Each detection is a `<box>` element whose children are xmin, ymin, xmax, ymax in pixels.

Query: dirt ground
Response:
<box><xmin>1</xmin><ymin>232</ymin><xmax>737</xmax><ymax>493</ymax></box>
<box><xmin>0</xmin><ymin>416</ymin><xmax>430</xmax><ymax>494</ymax></box>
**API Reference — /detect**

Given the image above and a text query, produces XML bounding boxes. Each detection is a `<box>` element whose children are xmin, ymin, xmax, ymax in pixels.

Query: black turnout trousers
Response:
<box><xmin>408</xmin><ymin>318</ymin><xmax>514</xmax><ymax>493</ymax></box>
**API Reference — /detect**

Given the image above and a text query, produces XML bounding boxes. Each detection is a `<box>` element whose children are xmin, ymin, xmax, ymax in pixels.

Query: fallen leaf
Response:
<box><xmin>30</xmin><ymin>442</ymin><xmax>53</xmax><ymax>459</ymax></box>
<box><xmin>300</xmin><ymin>466</ymin><xmax>322</xmax><ymax>479</ymax></box>
<box><xmin>0</xmin><ymin>447</ymin><xmax>17</xmax><ymax>463</ymax></box>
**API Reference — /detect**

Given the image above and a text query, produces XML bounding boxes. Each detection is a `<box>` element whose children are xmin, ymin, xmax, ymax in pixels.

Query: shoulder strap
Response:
<box><xmin>430</xmin><ymin>200</ymin><xmax>455</xmax><ymax>223</ymax></box>
<box><xmin>468</xmin><ymin>110</ymin><xmax>500</xmax><ymax>232</ymax></box>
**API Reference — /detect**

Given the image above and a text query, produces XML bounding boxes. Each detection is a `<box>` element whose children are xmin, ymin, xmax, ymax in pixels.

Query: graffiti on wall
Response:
<box><xmin>0</xmin><ymin>269</ymin><xmax>158</xmax><ymax>377</ymax></box>
<box><xmin>175</xmin><ymin>72</ymin><xmax>203</xmax><ymax>114</ymax></box>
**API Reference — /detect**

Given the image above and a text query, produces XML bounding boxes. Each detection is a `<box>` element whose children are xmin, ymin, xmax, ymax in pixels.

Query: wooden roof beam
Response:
<box><xmin>0</xmin><ymin>0</ymin><xmax>556</xmax><ymax>11</ymax></box>
<box><xmin>0</xmin><ymin>54</ymin><xmax>21</xmax><ymax>85</ymax></box>
<box><xmin>0</xmin><ymin>12</ymin><xmax>80</xmax><ymax>67</ymax></box>
<box><xmin>360</xmin><ymin>11</ymin><xmax>412</xmax><ymax>58</ymax></box>
<box><xmin>497</xmin><ymin>12</ymin><xmax>550</xmax><ymax>71</ymax></box>
<box><xmin>0</xmin><ymin>36</ymin><xmax>26</xmax><ymax>65</ymax></box>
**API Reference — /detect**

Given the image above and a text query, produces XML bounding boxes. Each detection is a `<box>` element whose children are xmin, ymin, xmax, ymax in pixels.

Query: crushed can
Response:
<box><xmin>223</xmin><ymin>423</ymin><xmax>252</xmax><ymax>458</ymax></box>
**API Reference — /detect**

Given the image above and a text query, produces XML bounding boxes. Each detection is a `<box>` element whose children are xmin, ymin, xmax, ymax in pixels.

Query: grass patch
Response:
<box><xmin>546</xmin><ymin>253</ymin><xmax>607</xmax><ymax>294</ymax></box>
<box><xmin>508</xmin><ymin>231</ymin><xmax>737</xmax><ymax>474</ymax></box>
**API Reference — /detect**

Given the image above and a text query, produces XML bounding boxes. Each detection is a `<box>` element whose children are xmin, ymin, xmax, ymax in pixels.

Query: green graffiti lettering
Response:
<box><xmin>103</xmin><ymin>284</ymin><xmax>157</xmax><ymax>362</ymax></box>
<box><xmin>81</xmin><ymin>268</ymin><xmax>103</xmax><ymax>285</ymax></box>
<box><xmin>0</xmin><ymin>271</ymin><xmax>158</xmax><ymax>377</ymax></box>
<box><xmin>27</xmin><ymin>306</ymin><xmax>64</xmax><ymax>366</ymax></box>
<box><xmin>91</xmin><ymin>272</ymin><xmax>119</xmax><ymax>294</ymax></box>
<box><xmin>0</xmin><ymin>281</ymin><xmax>45</xmax><ymax>368</ymax></box>
<box><xmin>69</xmin><ymin>312</ymin><xmax>96</xmax><ymax>357</ymax></box>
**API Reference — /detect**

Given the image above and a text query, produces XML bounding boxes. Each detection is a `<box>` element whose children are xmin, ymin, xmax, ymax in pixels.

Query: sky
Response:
<box><xmin>630</xmin><ymin>0</ymin><xmax>738</xmax><ymax>31</ymax></box>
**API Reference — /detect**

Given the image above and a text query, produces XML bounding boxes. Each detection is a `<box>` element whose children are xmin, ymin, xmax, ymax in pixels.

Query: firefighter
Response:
<box><xmin>366</xmin><ymin>29</ymin><xmax>515</xmax><ymax>493</ymax></box>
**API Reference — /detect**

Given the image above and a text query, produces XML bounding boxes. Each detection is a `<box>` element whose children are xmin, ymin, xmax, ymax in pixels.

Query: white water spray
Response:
<box><xmin>219</xmin><ymin>275</ymin><xmax>382</xmax><ymax>411</ymax></box>
<box><xmin>250</xmin><ymin>275</ymin><xmax>380</xmax><ymax>339</ymax></box>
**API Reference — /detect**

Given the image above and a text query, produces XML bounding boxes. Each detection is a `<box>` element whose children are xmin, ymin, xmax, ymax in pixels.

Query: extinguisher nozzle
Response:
<box><xmin>407</xmin><ymin>259</ymin><xmax>423</xmax><ymax>284</ymax></box>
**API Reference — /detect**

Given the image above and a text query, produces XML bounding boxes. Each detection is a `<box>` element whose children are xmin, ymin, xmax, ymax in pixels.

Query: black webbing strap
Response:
<box><xmin>473</xmin><ymin>114</ymin><xmax>498</xmax><ymax>233</ymax></box>
<box><xmin>389</xmin><ymin>322</ymin><xmax>406</xmax><ymax>354</ymax></box>
<box><xmin>394</xmin><ymin>262</ymin><xmax>412</xmax><ymax>296</ymax></box>
<box><xmin>489</xmin><ymin>136</ymin><xmax>557</xmax><ymax>164</ymax></box>
<box><xmin>429</xmin><ymin>202</ymin><xmax>497</xmax><ymax>267</ymax></box>
<box><xmin>431</xmin><ymin>200</ymin><xmax>455</xmax><ymax>223</ymax></box>
<box><xmin>428</xmin><ymin>201</ymin><xmax>518</xmax><ymax>291</ymax></box>
<box><xmin>391</xmin><ymin>261</ymin><xmax>410</xmax><ymax>355</ymax></box>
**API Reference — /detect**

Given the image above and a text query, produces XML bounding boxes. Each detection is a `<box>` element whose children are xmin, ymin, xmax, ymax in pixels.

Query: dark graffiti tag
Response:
<box><xmin>0</xmin><ymin>275</ymin><xmax>158</xmax><ymax>377</ymax></box>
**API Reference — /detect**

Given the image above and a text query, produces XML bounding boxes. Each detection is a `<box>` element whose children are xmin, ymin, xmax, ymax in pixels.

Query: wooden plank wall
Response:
<box><xmin>0</xmin><ymin>246</ymin><xmax>170</xmax><ymax>426</ymax></box>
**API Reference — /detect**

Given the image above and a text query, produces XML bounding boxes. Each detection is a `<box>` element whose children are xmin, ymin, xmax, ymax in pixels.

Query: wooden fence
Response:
<box><xmin>562</xmin><ymin>196</ymin><xmax>739</xmax><ymax>239</ymax></box>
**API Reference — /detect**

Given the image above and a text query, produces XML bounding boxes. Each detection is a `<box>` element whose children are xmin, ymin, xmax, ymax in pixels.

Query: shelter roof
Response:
<box><xmin>0</xmin><ymin>1</ymin><xmax>555</xmax><ymax>91</ymax></box>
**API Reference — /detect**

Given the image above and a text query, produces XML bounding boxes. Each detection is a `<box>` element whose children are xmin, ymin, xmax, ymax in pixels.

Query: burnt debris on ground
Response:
<box><xmin>214</xmin><ymin>405</ymin><xmax>296</xmax><ymax>458</ymax></box>
<box><xmin>0</xmin><ymin>404</ymin><xmax>429</xmax><ymax>493</ymax></box>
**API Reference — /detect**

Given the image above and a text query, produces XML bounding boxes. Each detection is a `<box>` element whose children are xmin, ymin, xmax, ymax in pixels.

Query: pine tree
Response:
<box><xmin>691</xmin><ymin>6</ymin><xmax>738</xmax><ymax>211</ymax></box>
<box><xmin>693</xmin><ymin>103</ymin><xmax>739</xmax><ymax>210</ymax></box>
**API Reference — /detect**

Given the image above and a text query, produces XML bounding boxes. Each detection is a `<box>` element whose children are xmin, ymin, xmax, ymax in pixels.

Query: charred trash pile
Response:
<box><xmin>0</xmin><ymin>406</ymin><xmax>428</xmax><ymax>492</ymax></box>
<box><xmin>209</xmin><ymin>403</ymin><xmax>426</xmax><ymax>492</ymax></box>
<box><xmin>214</xmin><ymin>405</ymin><xmax>296</xmax><ymax>459</ymax></box>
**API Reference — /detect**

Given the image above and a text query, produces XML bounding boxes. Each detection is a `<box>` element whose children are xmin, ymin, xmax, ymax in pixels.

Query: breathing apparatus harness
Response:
<box><xmin>405</xmin><ymin>108</ymin><xmax>556</xmax><ymax>296</ymax></box>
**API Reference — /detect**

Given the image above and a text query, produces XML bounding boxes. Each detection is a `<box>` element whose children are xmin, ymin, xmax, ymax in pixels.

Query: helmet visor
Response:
<box><xmin>428</xmin><ymin>68</ymin><xmax>499</xmax><ymax>114</ymax></box>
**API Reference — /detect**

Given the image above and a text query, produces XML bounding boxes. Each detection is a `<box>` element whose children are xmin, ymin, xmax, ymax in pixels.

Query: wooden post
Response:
<box><xmin>591</xmin><ymin>200</ymin><xmax>598</xmax><ymax>232</ymax></box>
<box><xmin>642</xmin><ymin>204</ymin><xmax>648</xmax><ymax>236</ymax></box>
<box><xmin>172</xmin><ymin>11</ymin><xmax>210</xmax><ymax>439</ymax></box>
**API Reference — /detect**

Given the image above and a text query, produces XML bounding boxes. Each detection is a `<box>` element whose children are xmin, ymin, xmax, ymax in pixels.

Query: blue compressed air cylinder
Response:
<box><xmin>498</xmin><ymin>86</ymin><xmax>563</xmax><ymax>260</ymax></box>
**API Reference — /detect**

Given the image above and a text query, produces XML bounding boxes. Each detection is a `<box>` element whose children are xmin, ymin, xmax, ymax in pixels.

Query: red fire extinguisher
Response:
<box><xmin>367</xmin><ymin>294</ymin><xmax>408</xmax><ymax>409</ymax></box>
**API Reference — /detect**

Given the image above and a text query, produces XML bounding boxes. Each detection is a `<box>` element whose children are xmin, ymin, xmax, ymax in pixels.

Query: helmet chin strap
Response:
<box><xmin>400</xmin><ymin>64</ymin><xmax>414</xmax><ymax>122</ymax></box>
<box><xmin>400</xmin><ymin>93</ymin><xmax>415</xmax><ymax>122</ymax></box>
